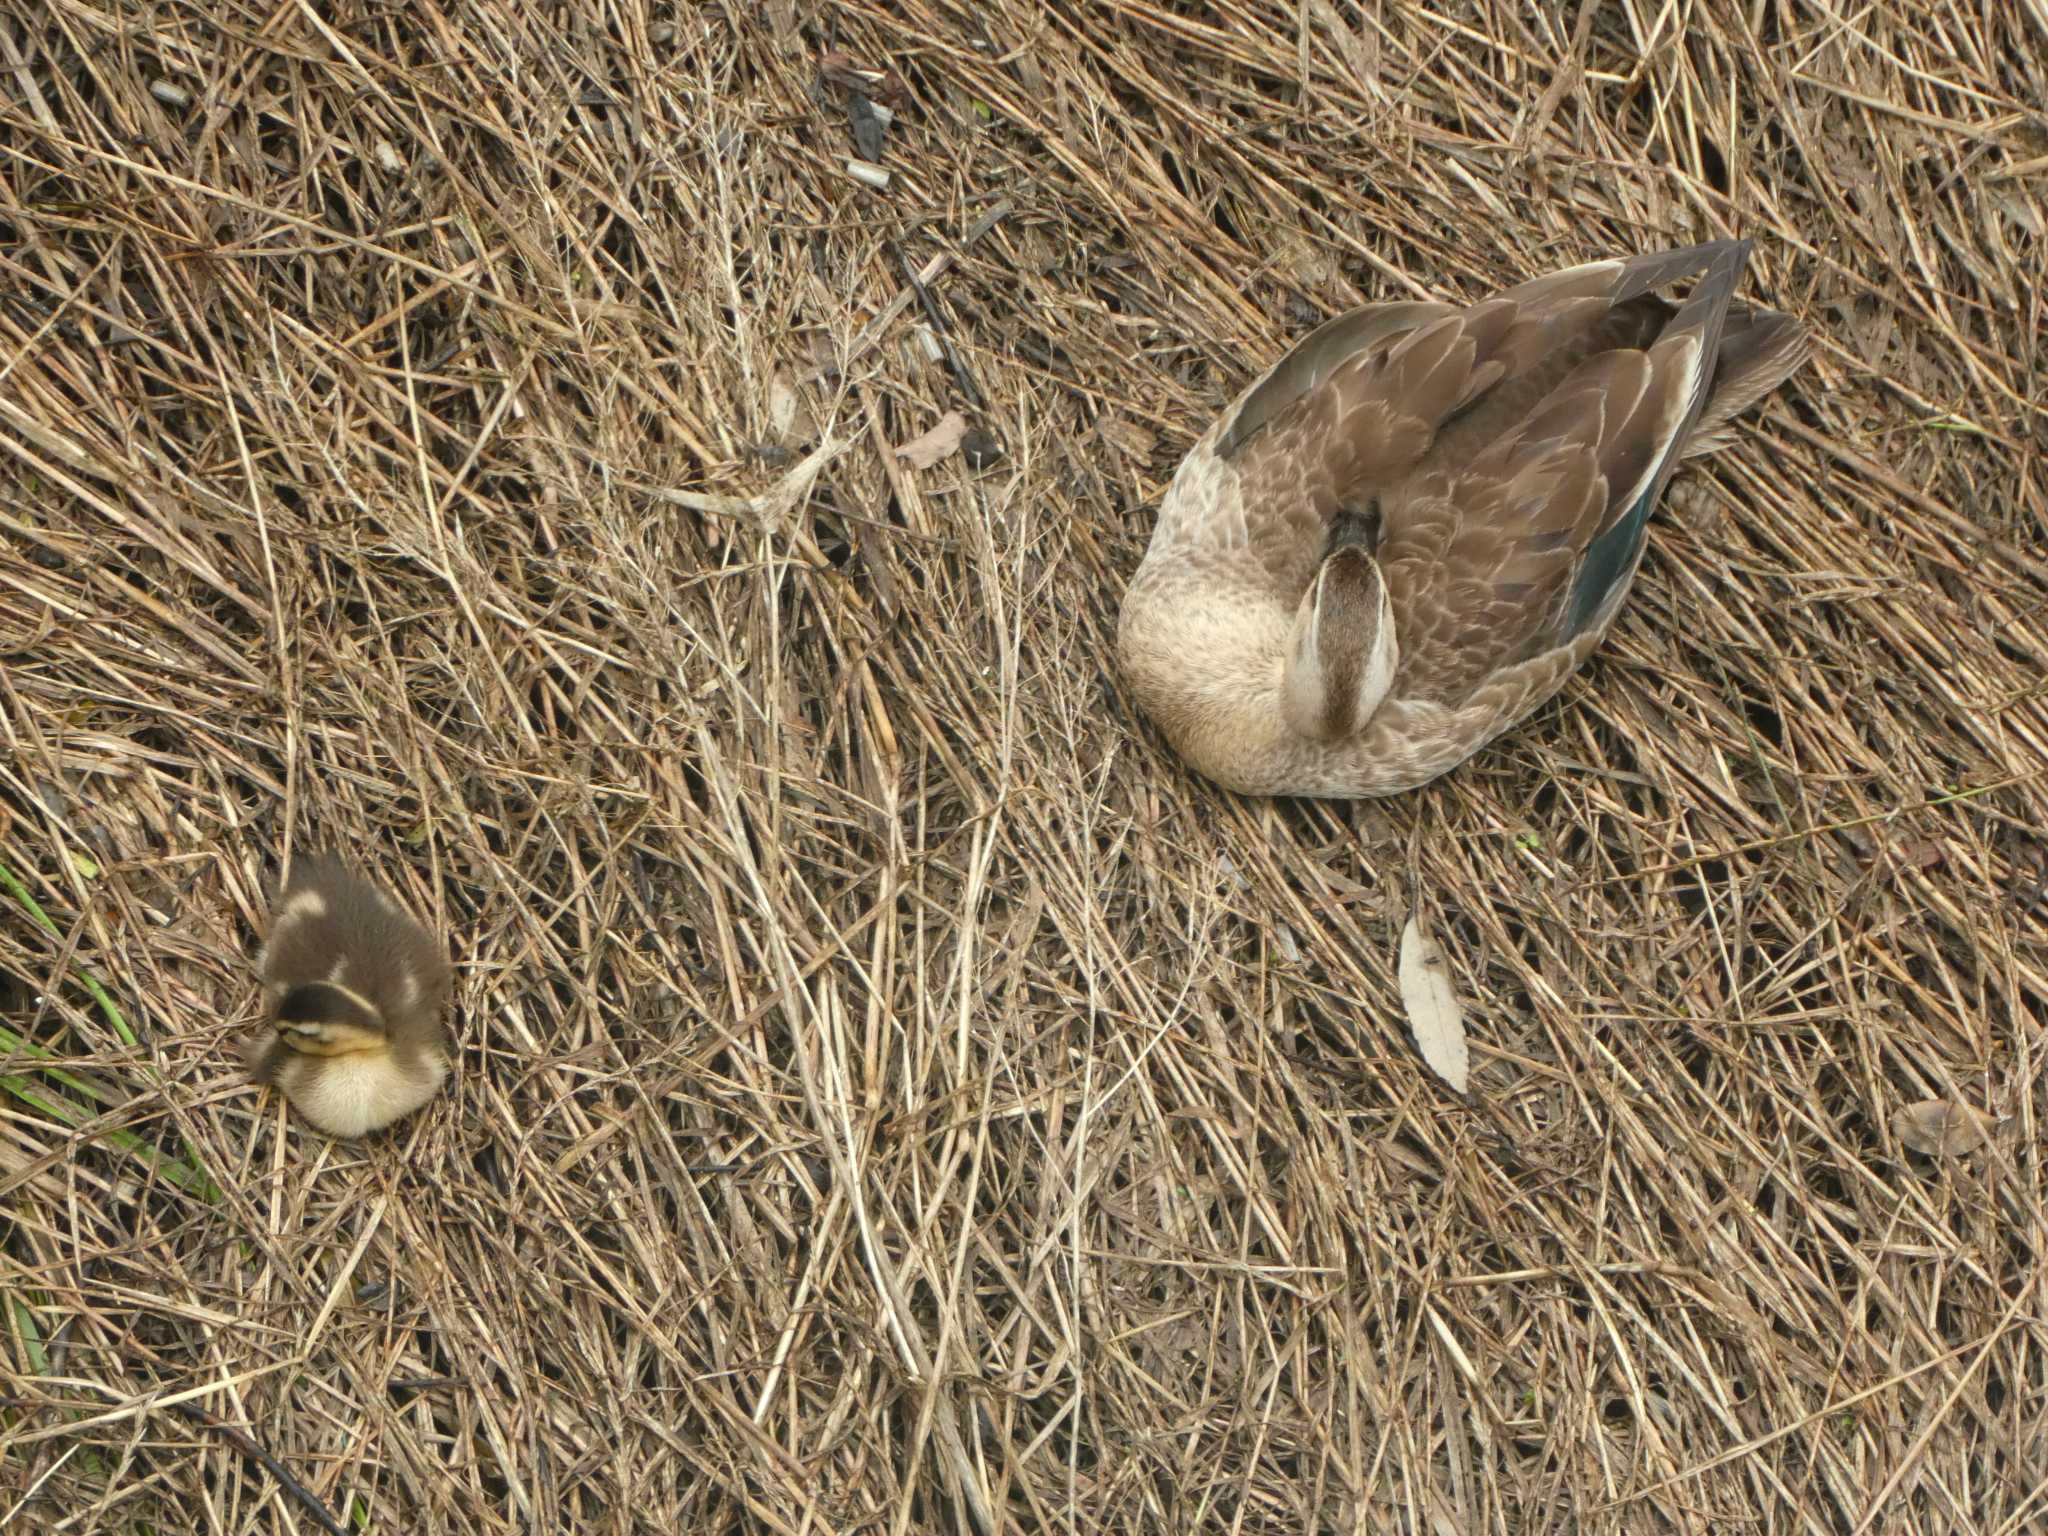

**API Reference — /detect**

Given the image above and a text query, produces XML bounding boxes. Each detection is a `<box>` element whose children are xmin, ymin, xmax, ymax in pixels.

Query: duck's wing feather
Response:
<box><xmin>1681</xmin><ymin>300</ymin><xmax>1810</xmax><ymax>459</ymax></box>
<box><xmin>1216</xmin><ymin>300</ymin><xmax>1459</xmax><ymax>462</ymax></box>
<box><xmin>1222</xmin><ymin>241</ymin><xmax>1776</xmax><ymax>702</ymax></box>
<box><xmin>1385</xmin><ymin>241</ymin><xmax>1756</xmax><ymax>702</ymax></box>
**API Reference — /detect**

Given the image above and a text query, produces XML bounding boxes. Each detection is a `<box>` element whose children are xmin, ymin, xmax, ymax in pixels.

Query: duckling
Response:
<box><xmin>243</xmin><ymin>854</ymin><xmax>453</xmax><ymax>1138</ymax></box>
<box><xmin>1119</xmin><ymin>240</ymin><xmax>1809</xmax><ymax>797</ymax></box>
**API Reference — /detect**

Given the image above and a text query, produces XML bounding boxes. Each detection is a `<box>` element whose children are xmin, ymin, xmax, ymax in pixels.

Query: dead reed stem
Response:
<box><xmin>2</xmin><ymin>2</ymin><xmax>2044</xmax><ymax>1531</ymax></box>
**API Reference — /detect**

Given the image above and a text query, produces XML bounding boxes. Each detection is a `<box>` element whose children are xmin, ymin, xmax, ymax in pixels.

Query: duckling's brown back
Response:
<box><xmin>258</xmin><ymin>855</ymin><xmax>452</xmax><ymax>1037</ymax></box>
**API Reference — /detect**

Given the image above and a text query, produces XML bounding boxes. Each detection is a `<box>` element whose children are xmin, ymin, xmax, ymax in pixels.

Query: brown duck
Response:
<box><xmin>243</xmin><ymin>855</ymin><xmax>453</xmax><ymax>1137</ymax></box>
<box><xmin>1118</xmin><ymin>240</ymin><xmax>1808</xmax><ymax>797</ymax></box>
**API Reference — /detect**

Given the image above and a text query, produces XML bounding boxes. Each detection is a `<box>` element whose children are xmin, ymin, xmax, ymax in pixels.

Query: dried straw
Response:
<box><xmin>3</xmin><ymin>2</ymin><xmax>2044</xmax><ymax>1531</ymax></box>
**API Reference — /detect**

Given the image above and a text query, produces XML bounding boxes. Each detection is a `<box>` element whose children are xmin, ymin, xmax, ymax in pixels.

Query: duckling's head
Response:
<box><xmin>272</xmin><ymin>981</ymin><xmax>390</xmax><ymax>1056</ymax></box>
<box><xmin>247</xmin><ymin>981</ymin><xmax>448</xmax><ymax>1139</ymax></box>
<box><xmin>1281</xmin><ymin>545</ymin><xmax>1399</xmax><ymax>742</ymax></box>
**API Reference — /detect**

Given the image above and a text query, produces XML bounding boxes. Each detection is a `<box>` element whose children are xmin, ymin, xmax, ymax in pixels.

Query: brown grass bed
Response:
<box><xmin>2</xmin><ymin>2</ymin><xmax>2045</xmax><ymax>1531</ymax></box>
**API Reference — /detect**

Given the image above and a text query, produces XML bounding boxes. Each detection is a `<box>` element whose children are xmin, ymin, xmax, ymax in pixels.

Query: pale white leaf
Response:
<box><xmin>1893</xmin><ymin>1098</ymin><xmax>1995</xmax><ymax>1157</ymax></box>
<box><xmin>1399</xmin><ymin>912</ymin><xmax>1468</xmax><ymax>1092</ymax></box>
<box><xmin>766</xmin><ymin>370</ymin><xmax>799</xmax><ymax>438</ymax></box>
<box><xmin>1994</xmin><ymin>190</ymin><xmax>2042</xmax><ymax>237</ymax></box>
<box><xmin>894</xmin><ymin>410</ymin><xmax>968</xmax><ymax>469</ymax></box>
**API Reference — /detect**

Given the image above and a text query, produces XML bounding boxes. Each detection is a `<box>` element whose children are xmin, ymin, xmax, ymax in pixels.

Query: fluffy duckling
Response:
<box><xmin>1119</xmin><ymin>240</ymin><xmax>1809</xmax><ymax>797</ymax></box>
<box><xmin>243</xmin><ymin>854</ymin><xmax>453</xmax><ymax>1138</ymax></box>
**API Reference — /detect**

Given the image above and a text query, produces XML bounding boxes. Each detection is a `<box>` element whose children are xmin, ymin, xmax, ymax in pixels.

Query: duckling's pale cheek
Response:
<box><xmin>276</xmin><ymin>888</ymin><xmax>330</xmax><ymax>926</ymax></box>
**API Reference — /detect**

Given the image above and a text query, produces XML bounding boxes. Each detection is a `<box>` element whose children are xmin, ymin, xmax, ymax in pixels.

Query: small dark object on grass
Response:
<box><xmin>850</xmin><ymin>93</ymin><xmax>887</xmax><ymax>161</ymax></box>
<box><xmin>892</xmin><ymin>240</ymin><xmax>987</xmax><ymax>412</ymax></box>
<box><xmin>962</xmin><ymin>427</ymin><xmax>1002</xmax><ymax>470</ymax></box>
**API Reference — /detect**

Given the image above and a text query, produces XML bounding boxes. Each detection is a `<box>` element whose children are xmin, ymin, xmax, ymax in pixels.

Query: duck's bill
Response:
<box><xmin>273</xmin><ymin>1018</ymin><xmax>389</xmax><ymax>1056</ymax></box>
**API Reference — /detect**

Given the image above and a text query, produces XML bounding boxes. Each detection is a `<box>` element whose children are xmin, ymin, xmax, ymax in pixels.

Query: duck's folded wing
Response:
<box><xmin>1220</xmin><ymin>301</ymin><xmax>1507</xmax><ymax>595</ymax></box>
<box><xmin>1376</xmin><ymin>241</ymin><xmax>1757</xmax><ymax>702</ymax></box>
<box><xmin>1163</xmin><ymin>302</ymin><xmax>1453</xmax><ymax>583</ymax></box>
<box><xmin>1212</xmin><ymin>241</ymin><xmax>1775</xmax><ymax>697</ymax></box>
<box><xmin>1216</xmin><ymin>300</ymin><xmax>1459</xmax><ymax>462</ymax></box>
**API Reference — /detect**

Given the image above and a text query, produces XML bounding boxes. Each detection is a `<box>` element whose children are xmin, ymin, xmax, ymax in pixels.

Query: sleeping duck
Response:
<box><xmin>1118</xmin><ymin>239</ymin><xmax>1808</xmax><ymax>797</ymax></box>
<box><xmin>243</xmin><ymin>854</ymin><xmax>453</xmax><ymax>1138</ymax></box>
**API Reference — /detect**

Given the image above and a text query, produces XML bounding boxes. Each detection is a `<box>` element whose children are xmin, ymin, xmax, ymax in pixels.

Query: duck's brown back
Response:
<box><xmin>1216</xmin><ymin>241</ymin><xmax>1807</xmax><ymax>707</ymax></box>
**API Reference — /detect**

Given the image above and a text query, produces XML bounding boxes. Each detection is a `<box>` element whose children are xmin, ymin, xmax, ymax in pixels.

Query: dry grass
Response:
<box><xmin>2</xmin><ymin>2</ymin><xmax>2045</xmax><ymax>1531</ymax></box>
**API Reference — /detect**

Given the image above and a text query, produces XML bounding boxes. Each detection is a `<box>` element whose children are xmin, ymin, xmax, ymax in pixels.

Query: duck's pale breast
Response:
<box><xmin>269</xmin><ymin>1047</ymin><xmax>447</xmax><ymax>1138</ymax></box>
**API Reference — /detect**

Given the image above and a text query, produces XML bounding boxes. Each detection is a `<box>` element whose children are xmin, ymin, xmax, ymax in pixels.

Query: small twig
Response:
<box><xmin>890</xmin><ymin>239</ymin><xmax>985</xmax><ymax>412</ymax></box>
<box><xmin>814</xmin><ymin>201</ymin><xmax>1010</xmax><ymax>382</ymax></box>
<box><xmin>168</xmin><ymin>1400</ymin><xmax>350</xmax><ymax>1536</ymax></box>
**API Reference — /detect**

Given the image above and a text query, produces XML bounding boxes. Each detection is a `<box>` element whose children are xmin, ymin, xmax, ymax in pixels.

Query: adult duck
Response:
<box><xmin>1118</xmin><ymin>239</ymin><xmax>1807</xmax><ymax>797</ymax></box>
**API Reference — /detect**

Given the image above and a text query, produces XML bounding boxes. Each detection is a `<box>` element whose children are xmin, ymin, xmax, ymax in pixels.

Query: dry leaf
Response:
<box><xmin>818</xmin><ymin>51</ymin><xmax>906</xmax><ymax>107</ymax></box>
<box><xmin>849</xmin><ymin>93</ymin><xmax>887</xmax><ymax>161</ymax></box>
<box><xmin>1895</xmin><ymin>838</ymin><xmax>1945</xmax><ymax>870</ymax></box>
<box><xmin>894</xmin><ymin>410</ymin><xmax>968</xmax><ymax>469</ymax></box>
<box><xmin>1893</xmin><ymin>1098</ymin><xmax>1995</xmax><ymax>1156</ymax></box>
<box><xmin>1398</xmin><ymin>912</ymin><xmax>1468</xmax><ymax>1092</ymax></box>
<box><xmin>766</xmin><ymin>370</ymin><xmax>799</xmax><ymax>438</ymax></box>
<box><xmin>1099</xmin><ymin>418</ymin><xmax>1157</xmax><ymax>460</ymax></box>
<box><xmin>1993</xmin><ymin>189</ymin><xmax>2043</xmax><ymax>237</ymax></box>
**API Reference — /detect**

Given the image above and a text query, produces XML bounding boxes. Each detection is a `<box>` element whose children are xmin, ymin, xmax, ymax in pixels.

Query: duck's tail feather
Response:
<box><xmin>1683</xmin><ymin>303</ymin><xmax>1809</xmax><ymax>458</ymax></box>
<box><xmin>1563</xmin><ymin>240</ymin><xmax>1752</xmax><ymax>634</ymax></box>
